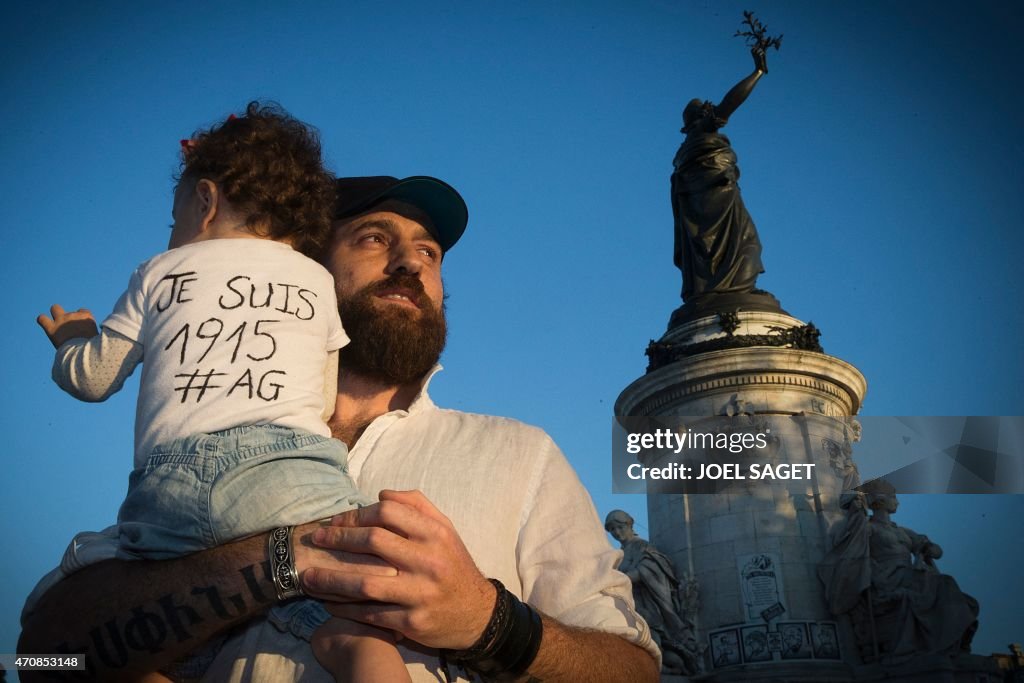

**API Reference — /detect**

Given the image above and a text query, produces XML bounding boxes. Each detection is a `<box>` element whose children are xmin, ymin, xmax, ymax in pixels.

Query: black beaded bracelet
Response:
<box><xmin>446</xmin><ymin>579</ymin><xmax>544</xmax><ymax>681</ymax></box>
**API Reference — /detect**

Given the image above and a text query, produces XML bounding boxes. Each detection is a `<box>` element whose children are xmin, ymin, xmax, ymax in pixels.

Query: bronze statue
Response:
<box><xmin>670</xmin><ymin>13</ymin><xmax>782</xmax><ymax>321</ymax></box>
<box><xmin>818</xmin><ymin>480</ymin><xmax>979</xmax><ymax>662</ymax></box>
<box><xmin>605</xmin><ymin>510</ymin><xmax>705</xmax><ymax>675</ymax></box>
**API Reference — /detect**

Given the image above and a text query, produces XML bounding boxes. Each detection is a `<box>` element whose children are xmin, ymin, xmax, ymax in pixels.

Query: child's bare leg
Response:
<box><xmin>311</xmin><ymin>617</ymin><xmax>411</xmax><ymax>683</ymax></box>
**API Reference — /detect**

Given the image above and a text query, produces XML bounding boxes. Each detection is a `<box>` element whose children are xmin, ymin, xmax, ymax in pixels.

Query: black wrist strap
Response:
<box><xmin>445</xmin><ymin>579</ymin><xmax>544</xmax><ymax>681</ymax></box>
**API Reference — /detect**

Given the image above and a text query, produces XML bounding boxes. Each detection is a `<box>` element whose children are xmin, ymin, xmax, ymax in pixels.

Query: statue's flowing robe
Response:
<box><xmin>620</xmin><ymin>538</ymin><xmax>688</xmax><ymax>645</ymax></box>
<box><xmin>818</xmin><ymin>512</ymin><xmax>979</xmax><ymax>656</ymax></box>
<box><xmin>818</xmin><ymin>508</ymin><xmax>872</xmax><ymax>616</ymax></box>
<box><xmin>867</xmin><ymin>522</ymin><xmax>979</xmax><ymax>656</ymax></box>
<box><xmin>671</xmin><ymin>131</ymin><xmax>764</xmax><ymax>300</ymax></box>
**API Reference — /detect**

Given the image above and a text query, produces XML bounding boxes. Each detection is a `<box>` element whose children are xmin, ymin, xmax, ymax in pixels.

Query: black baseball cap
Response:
<box><xmin>334</xmin><ymin>175</ymin><xmax>468</xmax><ymax>252</ymax></box>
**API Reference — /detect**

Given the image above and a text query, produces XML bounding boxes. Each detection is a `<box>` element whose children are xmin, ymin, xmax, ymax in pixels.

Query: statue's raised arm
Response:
<box><xmin>713</xmin><ymin>48</ymin><xmax>768</xmax><ymax>124</ymax></box>
<box><xmin>713</xmin><ymin>11</ymin><xmax>780</xmax><ymax>125</ymax></box>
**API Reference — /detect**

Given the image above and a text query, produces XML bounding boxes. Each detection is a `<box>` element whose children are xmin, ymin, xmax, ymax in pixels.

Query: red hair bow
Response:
<box><xmin>180</xmin><ymin>113</ymin><xmax>238</xmax><ymax>154</ymax></box>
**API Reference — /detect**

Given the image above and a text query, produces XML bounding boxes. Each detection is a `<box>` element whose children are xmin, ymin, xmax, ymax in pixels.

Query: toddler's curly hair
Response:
<box><xmin>178</xmin><ymin>101</ymin><xmax>334</xmax><ymax>256</ymax></box>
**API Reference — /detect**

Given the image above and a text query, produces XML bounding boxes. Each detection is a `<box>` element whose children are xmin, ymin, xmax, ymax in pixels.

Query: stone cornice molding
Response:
<box><xmin>616</xmin><ymin>348</ymin><xmax>867</xmax><ymax>417</ymax></box>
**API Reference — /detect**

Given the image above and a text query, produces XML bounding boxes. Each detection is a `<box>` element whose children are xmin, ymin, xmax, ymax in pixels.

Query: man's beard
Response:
<box><xmin>337</xmin><ymin>273</ymin><xmax>447</xmax><ymax>385</ymax></box>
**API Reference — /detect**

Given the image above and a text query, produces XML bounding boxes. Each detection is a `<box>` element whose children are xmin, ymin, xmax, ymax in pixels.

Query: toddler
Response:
<box><xmin>36</xmin><ymin>102</ymin><xmax>409</xmax><ymax>682</ymax></box>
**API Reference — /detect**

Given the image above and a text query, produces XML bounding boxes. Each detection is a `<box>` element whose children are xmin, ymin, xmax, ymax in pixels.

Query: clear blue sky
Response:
<box><xmin>2</xmin><ymin>0</ymin><xmax>1021</xmax><ymax>667</ymax></box>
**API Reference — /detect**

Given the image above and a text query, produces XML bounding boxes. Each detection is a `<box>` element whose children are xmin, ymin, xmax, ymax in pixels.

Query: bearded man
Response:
<box><xmin>20</xmin><ymin>176</ymin><xmax>659</xmax><ymax>682</ymax></box>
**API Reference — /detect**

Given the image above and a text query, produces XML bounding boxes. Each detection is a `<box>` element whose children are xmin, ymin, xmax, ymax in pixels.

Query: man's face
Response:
<box><xmin>325</xmin><ymin>201</ymin><xmax>447</xmax><ymax>384</ymax></box>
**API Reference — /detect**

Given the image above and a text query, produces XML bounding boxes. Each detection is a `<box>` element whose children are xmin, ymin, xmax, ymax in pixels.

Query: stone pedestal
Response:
<box><xmin>617</xmin><ymin>311</ymin><xmax>868</xmax><ymax>681</ymax></box>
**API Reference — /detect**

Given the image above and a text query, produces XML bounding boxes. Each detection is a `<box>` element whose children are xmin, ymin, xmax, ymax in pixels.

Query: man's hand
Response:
<box><xmin>292</xmin><ymin>520</ymin><xmax>400</xmax><ymax>578</ymax></box>
<box><xmin>300</xmin><ymin>489</ymin><xmax>497</xmax><ymax>650</ymax></box>
<box><xmin>37</xmin><ymin>304</ymin><xmax>99</xmax><ymax>348</ymax></box>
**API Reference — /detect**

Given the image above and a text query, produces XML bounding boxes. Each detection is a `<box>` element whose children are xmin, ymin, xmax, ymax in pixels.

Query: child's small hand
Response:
<box><xmin>312</xmin><ymin>618</ymin><xmax>406</xmax><ymax>680</ymax></box>
<box><xmin>37</xmin><ymin>304</ymin><xmax>99</xmax><ymax>349</ymax></box>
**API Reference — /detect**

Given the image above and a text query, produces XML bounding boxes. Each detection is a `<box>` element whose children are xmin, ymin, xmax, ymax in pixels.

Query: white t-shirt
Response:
<box><xmin>99</xmin><ymin>239</ymin><xmax>347</xmax><ymax>465</ymax></box>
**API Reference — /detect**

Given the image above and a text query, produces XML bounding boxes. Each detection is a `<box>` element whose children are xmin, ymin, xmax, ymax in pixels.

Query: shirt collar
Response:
<box><xmin>405</xmin><ymin>363</ymin><xmax>442</xmax><ymax>415</ymax></box>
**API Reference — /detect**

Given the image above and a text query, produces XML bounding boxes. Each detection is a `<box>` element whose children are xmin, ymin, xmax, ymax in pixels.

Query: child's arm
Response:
<box><xmin>311</xmin><ymin>618</ymin><xmax>412</xmax><ymax>683</ymax></box>
<box><xmin>38</xmin><ymin>304</ymin><xmax>144</xmax><ymax>402</ymax></box>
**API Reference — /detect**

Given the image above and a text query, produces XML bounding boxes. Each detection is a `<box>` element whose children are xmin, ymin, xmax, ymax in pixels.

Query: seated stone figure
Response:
<box><xmin>818</xmin><ymin>480</ymin><xmax>979</xmax><ymax>662</ymax></box>
<box><xmin>605</xmin><ymin>510</ymin><xmax>704</xmax><ymax>675</ymax></box>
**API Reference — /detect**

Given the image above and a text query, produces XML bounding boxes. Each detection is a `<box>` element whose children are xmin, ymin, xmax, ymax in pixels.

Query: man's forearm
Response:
<box><xmin>18</xmin><ymin>533</ymin><xmax>274</xmax><ymax>681</ymax></box>
<box><xmin>523</xmin><ymin>616</ymin><xmax>659</xmax><ymax>683</ymax></box>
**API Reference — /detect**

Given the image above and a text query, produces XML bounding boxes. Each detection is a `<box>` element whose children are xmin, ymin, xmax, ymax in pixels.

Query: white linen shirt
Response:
<box><xmin>202</xmin><ymin>366</ymin><xmax>657</xmax><ymax>681</ymax></box>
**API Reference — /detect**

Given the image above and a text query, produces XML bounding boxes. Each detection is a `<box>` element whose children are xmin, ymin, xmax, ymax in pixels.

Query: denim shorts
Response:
<box><xmin>115</xmin><ymin>424</ymin><xmax>372</xmax><ymax>668</ymax></box>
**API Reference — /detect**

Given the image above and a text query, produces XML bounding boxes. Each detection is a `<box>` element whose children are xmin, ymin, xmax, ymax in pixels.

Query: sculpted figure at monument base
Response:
<box><xmin>818</xmin><ymin>480</ymin><xmax>979</xmax><ymax>663</ymax></box>
<box><xmin>605</xmin><ymin>510</ymin><xmax>705</xmax><ymax>675</ymax></box>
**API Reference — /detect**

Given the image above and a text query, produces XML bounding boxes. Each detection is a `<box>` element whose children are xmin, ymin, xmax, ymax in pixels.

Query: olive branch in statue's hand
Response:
<box><xmin>735</xmin><ymin>10</ymin><xmax>782</xmax><ymax>54</ymax></box>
